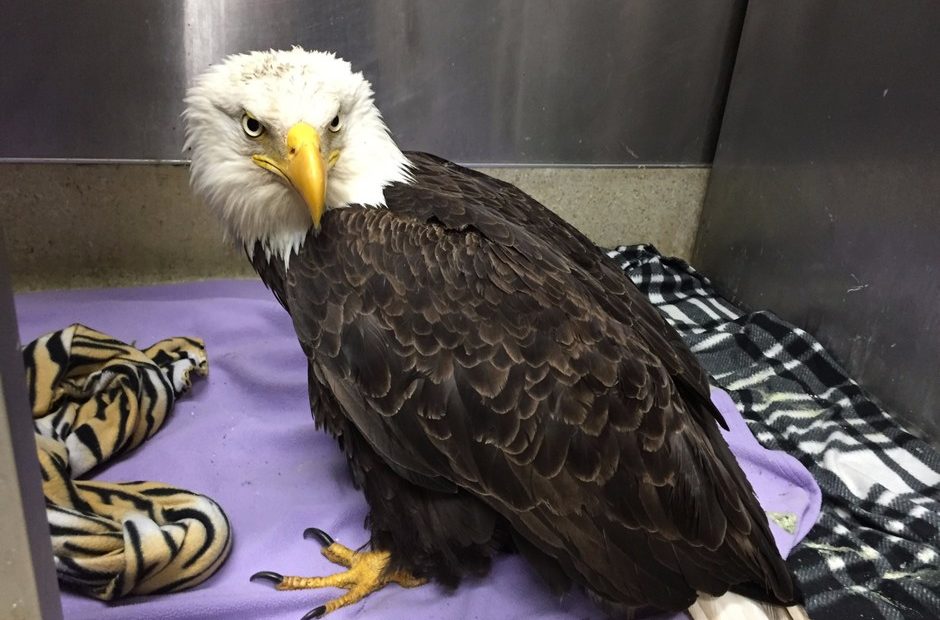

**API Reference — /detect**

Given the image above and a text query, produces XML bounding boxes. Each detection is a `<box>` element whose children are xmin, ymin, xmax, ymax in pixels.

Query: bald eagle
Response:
<box><xmin>183</xmin><ymin>48</ymin><xmax>806</xmax><ymax>620</ymax></box>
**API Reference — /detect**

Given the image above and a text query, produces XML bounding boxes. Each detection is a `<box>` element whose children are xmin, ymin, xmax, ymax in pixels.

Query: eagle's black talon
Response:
<box><xmin>301</xmin><ymin>605</ymin><xmax>327</xmax><ymax>620</ymax></box>
<box><xmin>303</xmin><ymin>527</ymin><xmax>335</xmax><ymax>547</ymax></box>
<box><xmin>249</xmin><ymin>570</ymin><xmax>285</xmax><ymax>586</ymax></box>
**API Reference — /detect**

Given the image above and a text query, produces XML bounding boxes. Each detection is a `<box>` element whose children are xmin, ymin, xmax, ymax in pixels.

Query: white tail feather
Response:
<box><xmin>687</xmin><ymin>591</ymin><xmax>810</xmax><ymax>620</ymax></box>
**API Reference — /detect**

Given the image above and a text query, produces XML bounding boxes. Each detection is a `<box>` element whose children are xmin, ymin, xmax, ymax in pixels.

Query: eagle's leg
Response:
<box><xmin>250</xmin><ymin>528</ymin><xmax>427</xmax><ymax>618</ymax></box>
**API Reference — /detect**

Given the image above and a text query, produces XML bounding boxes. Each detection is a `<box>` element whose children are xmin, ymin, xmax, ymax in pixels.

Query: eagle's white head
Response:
<box><xmin>183</xmin><ymin>48</ymin><xmax>411</xmax><ymax>260</ymax></box>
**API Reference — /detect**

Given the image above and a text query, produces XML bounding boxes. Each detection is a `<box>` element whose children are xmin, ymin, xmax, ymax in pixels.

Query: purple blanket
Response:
<box><xmin>15</xmin><ymin>280</ymin><xmax>821</xmax><ymax>620</ymax></box>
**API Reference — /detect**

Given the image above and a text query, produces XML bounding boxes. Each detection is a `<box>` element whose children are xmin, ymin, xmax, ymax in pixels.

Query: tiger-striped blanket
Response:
<box><xmin>25</xmin><ymin>324</ymin><xmax>231</xmax><ymax>600</ymax></box>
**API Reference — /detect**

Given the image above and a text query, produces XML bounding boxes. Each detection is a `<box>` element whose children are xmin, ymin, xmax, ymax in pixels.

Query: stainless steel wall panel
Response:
<box><xmin>1</xmin><ymin>0</ymin><xmax>744</xmax><ymax>164</ymax></box>
<box><xmin>694</xmin><ymin>1</ymin><xmax>940</xmax><ymax>441</ymax></box>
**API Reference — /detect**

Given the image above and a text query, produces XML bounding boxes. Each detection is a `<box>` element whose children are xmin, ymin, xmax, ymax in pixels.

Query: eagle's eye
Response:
<box><xmin>241</xmin><ymin>113</ymin><xmax>265</xmax><ymax>138</ymax></box>
<box><xmin>329</xmin><ymin>115</ymin><xmax>342</xmax><ymax>132</ymax></box>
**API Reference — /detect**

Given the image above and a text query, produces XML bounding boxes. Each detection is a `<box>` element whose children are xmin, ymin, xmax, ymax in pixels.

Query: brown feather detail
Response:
<box><xmin>250</xmin><ymin>152</ymin><xmax>799</xmax><ymax>613</ymax></box>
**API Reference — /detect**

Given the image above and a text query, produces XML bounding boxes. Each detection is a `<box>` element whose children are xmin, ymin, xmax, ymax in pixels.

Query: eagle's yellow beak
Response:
<box><xmin>252</xmin><ymin>122</ymin><xmax>327</xmax><ymax>230</ymax></box>
<box><xmin>284</xmin><ymin>123</ymin><xmax>326</xmax><ymax>230</ymax></box>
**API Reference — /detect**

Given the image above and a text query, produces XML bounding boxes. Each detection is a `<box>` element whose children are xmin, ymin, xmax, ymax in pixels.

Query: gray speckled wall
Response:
<box><xmin>0</xmin><ymin>164</ymin><xmax>707</xmax><ymax>291</ymax></box>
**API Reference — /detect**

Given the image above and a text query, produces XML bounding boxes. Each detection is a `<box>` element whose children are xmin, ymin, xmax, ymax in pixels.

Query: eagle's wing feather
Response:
<box><xmin>278</xmin><ymin>154</ymin><xmax>791</xmax><ymax>610</ymax></box>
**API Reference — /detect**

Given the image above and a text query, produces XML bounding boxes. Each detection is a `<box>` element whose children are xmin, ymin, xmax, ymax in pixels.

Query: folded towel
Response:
<box><xmin>25</xmin><ymin>324</ymin><xmax>230</xmax><ymax>600</ymax></box>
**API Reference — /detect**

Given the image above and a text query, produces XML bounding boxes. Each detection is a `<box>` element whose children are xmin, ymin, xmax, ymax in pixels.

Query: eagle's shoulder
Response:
<box><xmin>390</xmin><ymin>151</ymin><xmax>569</xmax><ymax>233</ymax></box>
<box><xmin>388</xmin><ymin>151</ymin><xmax>716</xmax><ymax>416</ymax></box>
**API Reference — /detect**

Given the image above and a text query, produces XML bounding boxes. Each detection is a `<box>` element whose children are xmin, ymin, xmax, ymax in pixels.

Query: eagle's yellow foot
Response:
<box><xmin>250</xmin><ymin>528</ymin><xmax>427</xmax><ymax>619</ymax></box>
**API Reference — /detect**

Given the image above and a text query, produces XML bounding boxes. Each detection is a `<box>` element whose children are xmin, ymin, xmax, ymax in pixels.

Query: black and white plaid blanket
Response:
<box><xmin>611</xmin><ymin>245</ymin><xmax>940</xmax><ymax>620</ymax></box>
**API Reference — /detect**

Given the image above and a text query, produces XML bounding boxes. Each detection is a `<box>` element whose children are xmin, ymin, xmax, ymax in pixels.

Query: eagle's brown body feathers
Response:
<box><xmin>253</xmin><ymin>153</ymin><xmax>798</xmax><ymax>612</ymax></box>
